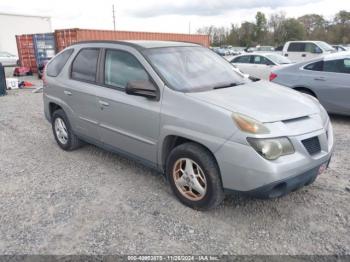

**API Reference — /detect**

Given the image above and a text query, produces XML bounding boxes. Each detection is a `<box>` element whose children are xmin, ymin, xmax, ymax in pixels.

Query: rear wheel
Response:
<box><xmin>166</xmin><ymin>143</ymin><xmax>224</xmax><ymax>210</ymax></box>
<box><xmin>52</xmin><ymin>109</ymin><xmax>82</xmax><ymax>151</ymax></box>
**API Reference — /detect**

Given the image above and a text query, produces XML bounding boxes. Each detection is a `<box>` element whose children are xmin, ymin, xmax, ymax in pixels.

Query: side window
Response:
<box><xmin>304</xmin><ymin>61</ymin><xmax>324</xmax><ymax>71</ymax></box>
<box><xmin>324</xmin><ymin>59</ymin><xmax>350</xmax><ymax>74</ymax></box>
<box><xmin>288</xmin><ymin>43</ymin><xmax>305</xmax><ymax>52</ymax></box>
<box><xmin>104</xmin><ymin>49</ymin><xmax>149</xmax><ymax>88</ymax></box>
<box><xmin>71</xmin><ymin>48</ymin><xmax>99</xmax><ymax>82</ymax></box>
<box><xmin>253</xmin><ymin>56</ymin><xmax>273</xmax><ymax>65</ymax></box>
<box><xmin>343</xmin><ymin>59</ymin><xmax>350</xmax><ymax>74</ymax></box>
<box><xmin>47</xmin><ymin>49</ymin><xmax>74</xmax><ymax>77</ymax></box>
<box><xmin>233</xmin><ymin>56</ymin><xmax>251</xmax><ymax>64</ymax></box>
<box><xmin>305</xmin><ymin>43</ymin><xmax>321</xmax><ymax>54</ymax></box>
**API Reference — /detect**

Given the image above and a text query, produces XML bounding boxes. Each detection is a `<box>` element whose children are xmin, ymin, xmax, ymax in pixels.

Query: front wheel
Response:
<box><xmin>166</xmin><ymin>143</ymin><xmax>224</xmax><ymax>210</ymax></box>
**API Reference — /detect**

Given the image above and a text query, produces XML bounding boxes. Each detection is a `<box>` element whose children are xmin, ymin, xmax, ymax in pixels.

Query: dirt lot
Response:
<box><xmin>0</xmin><ymin>86</ymin><xmax>349</xmax><ymax>255</ymax></box>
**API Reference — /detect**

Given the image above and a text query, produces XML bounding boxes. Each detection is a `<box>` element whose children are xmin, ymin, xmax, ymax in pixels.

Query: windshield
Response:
<box><xmin>317</xmin><ymin>42</ymin><xmax>335</xmax><ymax>52</ymax></box>
<box><xmin>144</xmin><ymin>46</ymin><xmax>246</xmax><ymax>92</ymax></box>
<box><xmin>265</xmin><ymin>54</ymin><xmax>292</xmax><ymax>64</ymax></box>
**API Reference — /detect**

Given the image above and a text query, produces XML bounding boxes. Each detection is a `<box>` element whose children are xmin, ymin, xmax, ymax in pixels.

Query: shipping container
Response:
<box><xmin>16</xmin><ymin>34</ymin><xmax>36</xmax><ymax>72</ymax></box>
<box><xmin>16</xmin><ymin>32</ymin><xmax>55</xmax><ymax>73</ymax></box>
<box><xmin>17</xmin><ymin>29</ymin><xmax>210</xmax><ymax>73</ymax></box>
<box><xmin>33</xmin><ymin>33</ymin><xmax>56</xmax><ymax>67</ymax></box>
<box><xmin>55</xmin><ymin>28</ymin><xmax>210</xmax><ymax>51</ymax></box>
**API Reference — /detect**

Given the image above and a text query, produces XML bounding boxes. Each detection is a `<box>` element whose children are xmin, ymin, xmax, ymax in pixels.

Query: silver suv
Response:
<box><xmin>44</xmin><ymin>41</ymin><xmax>334</xmax><ymax>210</ymax></box>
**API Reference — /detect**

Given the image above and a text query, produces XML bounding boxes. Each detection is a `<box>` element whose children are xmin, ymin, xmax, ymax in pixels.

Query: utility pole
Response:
<box><xmin>112</xmin><ymin>4</ymin><xmax>116</xmax><ymax>31</ymax></box>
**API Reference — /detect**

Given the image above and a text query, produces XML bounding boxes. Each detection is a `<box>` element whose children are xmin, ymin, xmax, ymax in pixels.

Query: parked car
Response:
<box><xmin>271</xmin><ymin>52</ymin><xmax>350</xmax><ymax>116</ymax></box>
<box><xmin>282</xmin><ymin>41</ymin><xmax>335</xmax><ymax>62</ymax></box>
<box><xmin>255</xmin><ymin>46</ymin><xmax>275</xmax><ymax>52</ymax></box>
<box><xmin>0</xmin><ymin>51</ymin><xmax>18</xmax><ymax>66</ymax></box>
<box><xmin>230</xmin><ymin>53</ymin><xmax>292</xmax><ymax>80</ymax></box>
<box><xmin>44</xmin><ymin>41</ymin><xmax>333</xmax><ymax>210</ymax></box>
<box><xmin>332</xmin><ymin>45</ymin><xmax>348</xmax><ymax>52</ymax></box>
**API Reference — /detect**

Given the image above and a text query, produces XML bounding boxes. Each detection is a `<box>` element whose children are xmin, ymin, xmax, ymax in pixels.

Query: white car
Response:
<box><xmin>282</xmin><ymin>41</ymin><xmax>335</xmax><ymax>63</ymax></box>
<box><xmin>230</xmin><ymin>53</ymin><xmax>292</xmax><ymax>80</ymax></box>
<box><xmin>0</xmin><ymin>51</ymin><xmax>18</xmax><ymax>66</ymax></box>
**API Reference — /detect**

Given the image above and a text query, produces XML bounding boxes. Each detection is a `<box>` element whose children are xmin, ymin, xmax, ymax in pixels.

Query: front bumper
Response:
<box><xmin>215</xmin><ymin>121</ymin><xmax>334</xmax><ymax>193</ymax></box>
<box><xmin>239</xmin><ymin>159</ymin><xmax>330</xmax><ymax>198</ymax></box>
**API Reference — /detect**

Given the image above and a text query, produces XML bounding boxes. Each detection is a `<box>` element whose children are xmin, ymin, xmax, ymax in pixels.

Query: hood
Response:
<box><xmin>186</xmin><ymin>81</ymin><xmax>319</xmax><ymax>123</ymax></box>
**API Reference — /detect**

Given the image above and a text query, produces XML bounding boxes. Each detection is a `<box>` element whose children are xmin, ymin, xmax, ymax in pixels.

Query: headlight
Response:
<box><xmin>247</xmin><ymin>137</ymin><xmax>295</xmax><ymax>160</ymax></box>
<box><xmin>232</xmin><ymin>113</ymin><xmax>269</xmax><ymax>134</ymax></box>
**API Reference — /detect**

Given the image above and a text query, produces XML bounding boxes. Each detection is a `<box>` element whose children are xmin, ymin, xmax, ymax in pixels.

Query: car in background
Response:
<box><xmin>271</xmin><ymin>52</ymin><xmax>350</xmax><ymax>116</ymax></box>
<box><xmin>282</xmin><ymin>41</ymin><xmax>335</xmax><ymax>62</ymax></box>
<box><xmin>0</xmin><ymin>51</ymin><xmax>18</xmax><ymax>66</ymax></box>
<box><xmin>230</xmin><ymin>53</ymin><xmax>292</xmax><ymax>80</ymax></box>
<box><xmin>256</xmin><ymin>46</ymin><xmax>275</xmax><ymax>52</ymax></box>
<box><xmin>332</xmin><ymin>45</ymin><xmax>348</xmax><ymax>52</ymax></box>
<box><xmin>212</xmin><ymin>47</ymin><xmax>229</xmax><ymax>56</ymax></box>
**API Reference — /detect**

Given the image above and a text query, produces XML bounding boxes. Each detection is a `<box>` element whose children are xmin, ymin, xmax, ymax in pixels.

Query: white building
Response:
<box><xmin>0</xmin><ymin>12</ymin><xmax>52</xmax><ymax>55</ymax></box>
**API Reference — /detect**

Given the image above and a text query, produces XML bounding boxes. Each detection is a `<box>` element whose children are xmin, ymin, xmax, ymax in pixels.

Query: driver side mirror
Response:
<box><xmin>125</xmin><ymin>80</ymin><xmax>158</xmax><ymax>99</ymax></box>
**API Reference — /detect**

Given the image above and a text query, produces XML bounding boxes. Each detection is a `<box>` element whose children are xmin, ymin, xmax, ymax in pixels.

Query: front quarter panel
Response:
<box><xmin>158</xmin><ymin>87</ymin><xmax>238</xmax><ymax>166</ymax></box>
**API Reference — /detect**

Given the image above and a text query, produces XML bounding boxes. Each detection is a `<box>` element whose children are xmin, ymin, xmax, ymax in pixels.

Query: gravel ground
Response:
<box><xmin>0</xmin><ymin>86</ymin><xmax>349</xmax><ymax>255</ymax></box>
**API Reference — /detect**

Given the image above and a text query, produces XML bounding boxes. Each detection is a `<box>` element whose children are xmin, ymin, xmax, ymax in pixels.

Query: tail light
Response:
<box><xmin>269</xmin><ymin>73</ymin><xmax>277</xmax><ymax>82</ymax></box>
<box><xmin>42</xmin><ymin>65</ymin><xmax>48</xmax><ymax>87</ymax></box>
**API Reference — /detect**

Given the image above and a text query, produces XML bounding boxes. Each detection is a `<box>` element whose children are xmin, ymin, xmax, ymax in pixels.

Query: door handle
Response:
<box><xmin>99</xmin><ymin>100</ymin><xmax>109</xmax><ymax>107</ymax></box>
<box><xmin>64</xmin><ymin>90</ymin><xmax>72</xmax><ymax>96</ymax></box>
<box><xmin>302</xmin><ymin>54</ymin><xmax>307</xmax><ymax>57</ymax></box>
<box><xmin>284</xmin><ymin>54</ymin><xmax>288</xmax><ymax>57</ymax></box>
<box><xmin>314</xmin><ymin>77</ymin><xmax>326</xmax><ymax>81</ymax></box>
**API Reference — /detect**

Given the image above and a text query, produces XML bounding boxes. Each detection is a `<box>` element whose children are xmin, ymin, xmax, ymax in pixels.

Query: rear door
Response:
<box><xmin>285</xmin><ymin>43</ymin><xmax>305</xmax><ymax>62</ymax></box>
<box><xmin>64</xmin><ymin>48</ymin><xmax>102</xmax><ymax>140</ymax></box>
<box><xmin>96</xmin><ymin>47</ymin><xmax>161</xmax><ymax>165</ymax></box>
<box><xmin>311</xmin><ymin>58</ymin><xmax>350</xmax><ymax>114</ymax></box>
<box><xmin>231</xmin><ymin>55</ymin><xmax>253</xmax><ymax>76</ymax></box>
<box><xmin>251</xmin><ymin>55</ymin><xmax>275</xmax><ymax>80</ymax></box>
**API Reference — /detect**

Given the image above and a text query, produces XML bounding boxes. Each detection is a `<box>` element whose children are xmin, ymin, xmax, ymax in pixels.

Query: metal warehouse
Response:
<box><xmin>0</xmin><ymin>12</ymin><xmax>52</xmax><ymax>56</ymax></box>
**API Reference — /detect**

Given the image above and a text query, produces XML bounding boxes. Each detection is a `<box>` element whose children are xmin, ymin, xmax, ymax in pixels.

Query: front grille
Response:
<box><xmin>302</xmin><ymin>136</ymin><xmax>321</xmax><ymax>155</ymax></box>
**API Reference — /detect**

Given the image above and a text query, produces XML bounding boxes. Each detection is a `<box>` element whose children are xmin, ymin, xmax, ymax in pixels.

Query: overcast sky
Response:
<box><xmin>1</xmin><ymin>0</ymin><xmax>349</xmax><ymax>33</ymax></box>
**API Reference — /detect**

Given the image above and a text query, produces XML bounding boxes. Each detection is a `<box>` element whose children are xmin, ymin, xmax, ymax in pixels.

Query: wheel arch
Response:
<box><xmin>49</xmin><ymin>102</ymin><xmax>63</xmax><ymax>120</ymax></box>
<box><xmin>293</xmin><ymin>86</ymin><xmax>318</xmax><ymax>98</ymax></box>
<box><xmin>160</xmin><ymin>135</ymin><xmax>222</xmax><ymax>179</ymax></box>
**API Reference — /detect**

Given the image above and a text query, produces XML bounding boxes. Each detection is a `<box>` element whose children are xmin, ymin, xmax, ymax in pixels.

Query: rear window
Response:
<box><xmin>304</xmin><ymin>61</ymin><xmax>324</xmax><ymax>71</ymax></box>
<box><xmin>71</xmin><ymin>48</ymin><xmax>100</xmax><ymax>82</ymax></box>
<box><xmin>46</xmin><ymin>49</ymin><xmax>74</xmax><ymax>77</ymax></box>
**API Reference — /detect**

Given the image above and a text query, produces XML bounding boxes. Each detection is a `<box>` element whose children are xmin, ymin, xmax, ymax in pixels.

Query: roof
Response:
<box><xmin>0</xmin><ymin>12</ymin><xmax>50</xmax><ymax>19</ymax></box>
<box><xmin>72</xmin><ymin>40</ymin><xmax>200</xmax><ymax>50</ymax></box>
<box><xmin>233</xmin><ymin>52</ymin><xmax>283</xmax><ymax>57</ymax></box>
<box><xmin>323</xmin><ymin>51</ymin><xmax>350</xmax><ymax>61</ymax></box>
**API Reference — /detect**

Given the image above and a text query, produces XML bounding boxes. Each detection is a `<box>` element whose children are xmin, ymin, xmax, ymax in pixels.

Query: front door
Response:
<box><xmin>97</xmin><ymin>48</ymin><xmax>161</xmax><ymax>165</ymax></box>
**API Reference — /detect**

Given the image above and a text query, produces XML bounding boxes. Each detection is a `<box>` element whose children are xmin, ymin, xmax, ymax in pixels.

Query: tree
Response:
<box><xmin>279</xmin><ymin>19</ymin><xmax>306</xmax><ymax>43</ymax></box>
<box><xmin>269</xmin><ymin>12</ymin><xmax>287</xmax><ymax>45</ymax></box>
<box><xmin>255</xmin><ymin>12</ymin><xmax>268</xmax><ymax>44</ymax></box>
<box><xmin>298</xmin><ymin>14</ymin><xmax>326</xmax><ymax>39</ymax></box>
<box><xmin>239</xmin><ymin>22</ymin><xmax>256</xmax><ymax>47</ymax></box>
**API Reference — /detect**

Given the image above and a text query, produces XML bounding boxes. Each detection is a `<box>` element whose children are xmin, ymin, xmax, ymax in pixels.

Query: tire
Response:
<box><xmin>166</xmin><ymin>142</ymin><xmax>224</xmax><ymax>210</ymax></box>
<box><xmin>51</xmin><ymin>109</ymin><xmax>82</xmax><ymax>151</ymax></box>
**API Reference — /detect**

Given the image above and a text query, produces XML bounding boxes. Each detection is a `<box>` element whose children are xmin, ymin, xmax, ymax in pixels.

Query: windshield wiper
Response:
<box><xmin>213</xmin><ymin>82</ymin><xmax>244</xmax><ymax>90</ymax></box>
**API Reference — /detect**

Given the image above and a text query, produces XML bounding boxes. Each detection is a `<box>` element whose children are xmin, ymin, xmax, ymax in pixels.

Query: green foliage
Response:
<box><xmin>197</xmin><ymin>10</ymin><xmax>350</xmax><ymax>47</ymax></box>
